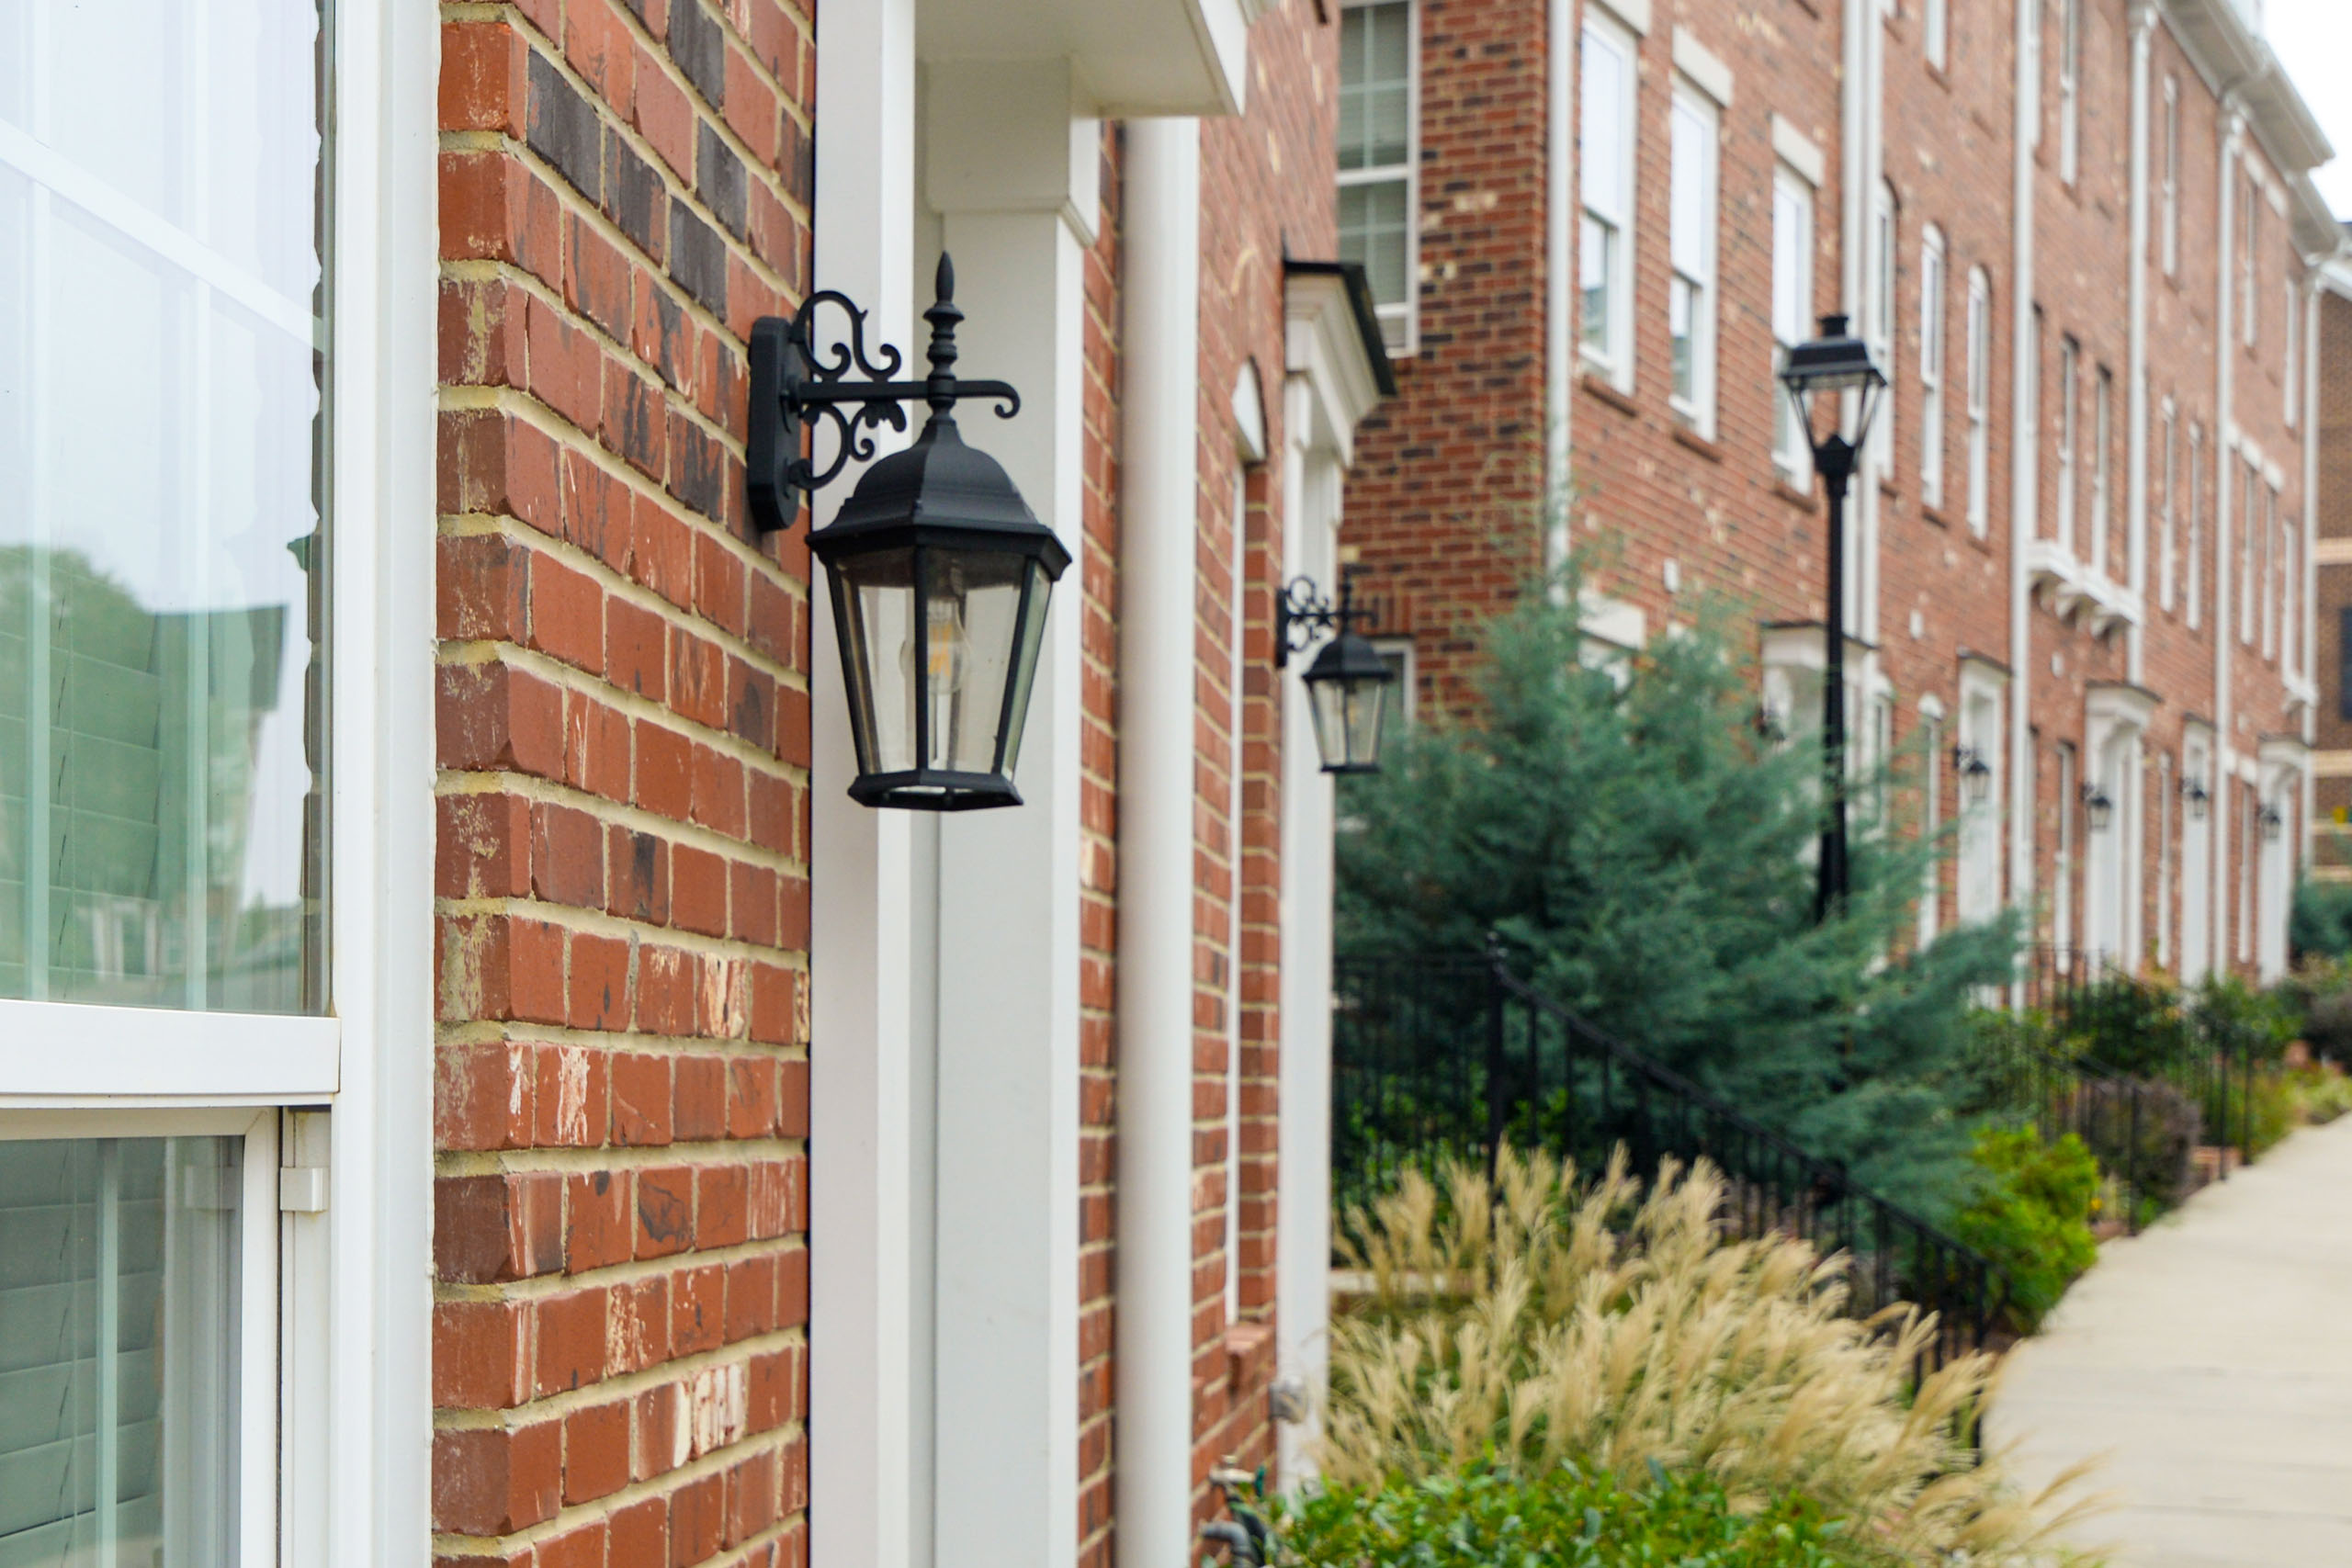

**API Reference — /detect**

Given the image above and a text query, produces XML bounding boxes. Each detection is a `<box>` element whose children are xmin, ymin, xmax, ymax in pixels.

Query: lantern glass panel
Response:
<box><xmin>914</xmin><ymin>545</ymin><xmax>1034</xmax><ymax>776</ymax></box>
<box><xmin>1309</xmin><ymin>669</ymin><xmax>1387</xmax><ymax>773</ymax></box>
<box><xmin>997</xmin><ymin>558</ymin><xmax>1055</xmax><ymax>776</ymax></box>
<box><xmin>826</xmin><ymin>547</ymin><xmax>917</xmax><ymax>777</ymax></box>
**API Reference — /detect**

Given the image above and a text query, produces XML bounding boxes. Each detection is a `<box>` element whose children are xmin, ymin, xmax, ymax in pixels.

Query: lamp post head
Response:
<box><xmin>1779</xmin><ymin>313</ymin><xmax>1889</xmax><ymax>481</ymax></box>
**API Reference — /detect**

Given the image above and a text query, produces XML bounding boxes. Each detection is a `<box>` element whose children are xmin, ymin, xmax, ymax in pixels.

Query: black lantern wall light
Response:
<box><xmin>1952</xmin><ymin>743</ymin><xmax>1993</xmax><ymax>807</ymax></box>
<box><xmin>749</xmin><ymin>256</ymin><xmax>1068</xmax><ymax>809</ymax></box>
<box><xmin>2181</xmin><ymin>775</ymin><xmax>2211</xmax><ymax>820</ymax></box>
<box><xmin>1276</xmin><ymin>573</ymin><xmax>1396</xmax><ymax>773</ymax></box>
<box><xmin>2081</xmin><ymin>783</ymin><xmax>2115</xmax><ymax>834</ymax></box>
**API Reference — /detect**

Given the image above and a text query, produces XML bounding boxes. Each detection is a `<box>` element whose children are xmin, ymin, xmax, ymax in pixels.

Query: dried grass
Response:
<box><xmin>1322</xmin><ymin>1146</ymin><xmax>2109</xmax><ymax>1566</ymax></box>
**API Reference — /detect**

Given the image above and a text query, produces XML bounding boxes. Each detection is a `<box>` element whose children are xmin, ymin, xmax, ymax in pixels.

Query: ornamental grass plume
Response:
<box><xmin>1322</xmin><ymin>1146</ymin><xmax>2108</xmax><ymax>1566</ymax></box>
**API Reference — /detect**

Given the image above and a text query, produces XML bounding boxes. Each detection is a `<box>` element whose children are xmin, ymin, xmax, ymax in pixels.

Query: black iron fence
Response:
<box><xmin>1333</xmin><ymin>953</ymin><xmax>2007</xmax><ymax>1376</ymax></box>
<box><xmin>1988</xmin><ymin>946</ymin><xmax>2267</xmax><ymax>1213</ymax></box>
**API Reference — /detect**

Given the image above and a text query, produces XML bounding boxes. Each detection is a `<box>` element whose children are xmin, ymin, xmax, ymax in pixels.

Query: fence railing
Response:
<box><xmin>1995</xmin><ymin>946</ymin><xmax>2265</xmax><ymax>1207</ymax></box>
<box><xmin>1333</xmin><ymin>952</ymin><xmax>2009</xmax><ymax>1378</ymax></box>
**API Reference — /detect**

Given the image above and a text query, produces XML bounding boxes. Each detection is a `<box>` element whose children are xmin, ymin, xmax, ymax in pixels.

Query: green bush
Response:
<box><xmin>2278</xmin><ymin>957</ymin><xmax>2352</xmax><ymax>1066</ymax></box>
<box><xmin>2068</xmin><ymin>1077</ymin><xmax>2199</xmax><ymax>1215</ymax></box>
<box><xmin>1951</xmin><ymin>1128</ymin><xmax>2099</xmax><ymax>1333</ymax></box>
<box><xmin>2290</xmin><ymin>877</ymin><xmax>2352</xmax><ymax>964</ymax></box>
<box><xmin>1278</xmin><ymin>1461</ymin><xmax>1903</xmax><ymax>1568</ymax></box>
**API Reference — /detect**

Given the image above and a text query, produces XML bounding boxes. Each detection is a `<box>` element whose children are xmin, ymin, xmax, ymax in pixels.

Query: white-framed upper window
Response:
<box><xmin>1920</xmin><ymin>227</ymin><xmax>1947</xmax><ymax>508</ymax></box>
<box><xmin>2159</xmin><ymin>400</ymin><xmax>2177</xmax><ymax>612</ymax></box>
<box><xmin>2242</xmin><ymin>175</ymin><xmax>2259</xmax><ymax>348</ymax></box>
<box><xmin>2056</xmin><ymin>336</ymin><xmax>2079</xmax><ymax>553</ymax></box>
<box><xmin>2091</xmin><ymin>367</ymin><xmax>2112</xmax><ymax>577</ymax></box>
<box><xmin>2283</xmin><ymin>507</ymin><xmax>2299</xmax><ymax>676</ymax></box>
<box><xmin>1918</xmin><ymin>705</ymin><xmax>1944</xmax><ymax>948</ymax></box>
<box><xmin>1872</xmin><ymin>180</ymin><xmax>1897</xmax><ymax>467</ymax></box>
<box><xmin>2285</xmin><ymin>280</ymin><xmax>2301</xmax><ymax>427</ymax></box>
<box><xmin>1926</xmin><ymin>0</ymin><xmax>1949</xmax><ymax>71</ymax></box>
<box><xmin>1340</xmin><ymin>0</ymin><xmax>1419</xmax><ymax>356</ymax></box>
<box><xmin>2263</xmin><ymin>480</ymin><xmax>2279</xmax><ymax>660</ymax></box>
<box><xmin>2058</xmin><ymin>0</ymin><xmax>2081</xmax><ymax>184</ymax></box>
<box><xmin>1965</xmin><ymin>266</ymin><xmax>1992</xmax><ymax>534</ymax></box>
<box><xmin>1668</xmin><ymin>84</ymin><xmax>1720</xmax><ymax>435</ymax></box>
<box><xmin>2240</xmin><ymin>458</ymin><xmax>2258</xmax><ymax>643</ymax></box>
<box><xmin>2161</xmin><ymin>77</ymin><xmax>2180</xmax><ymax>276</ymax></box>
<box><xmin>2188</xmin><ymin>424</ymin><xmax>2205</xmax><ymax>629</ymax></box>
<box><xmin>1772</xmin><ymin>166</ymin><xmax>1815</xmax><ymax>479</ymax></box>
<box><xmin>1580</xmin><ymin>13</ymin><xmax>1639</xmax><ymax>387</ymax></box>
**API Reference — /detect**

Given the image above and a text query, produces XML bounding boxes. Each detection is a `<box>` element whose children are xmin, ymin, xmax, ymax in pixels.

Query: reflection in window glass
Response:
<box><xmin>0</xmin><ymin>1136</ymin><xmax>243</xmax><ymax>1567</ymax></box>
<box><xmin>1339</xmin><ymin>1</ymin><xmax>1416</xmax><ymax>352</ymax></box>
<box><xmin>0</xmin><ymin>0</ymin><xmax>327</xmax><ymax>1013</ymax></box>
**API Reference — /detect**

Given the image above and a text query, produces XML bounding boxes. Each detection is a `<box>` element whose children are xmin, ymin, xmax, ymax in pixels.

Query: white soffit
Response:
<box><xmin>1589</xmin><ymin>0</ymin><xmax>1650</xmax><ymax>36</ymax></box>
<box><xmin>2086</xmin><ymin>680</ymin><xmax>2161</xmax><ymax>736</ymax></box>
<box><xmin>919</xmin><ymin>0</ymin><xmax>1250</xmax><ymax>117</ymax></box>
<box><xmin>2261</xmin><ymin>734</ymin><xmax>2312</xmax><ymax>772</ymax></box>
<box><xmin>1284</xmin><ymin>265</ymin><xmax>1391</xmax><ymax>466</ymax></box>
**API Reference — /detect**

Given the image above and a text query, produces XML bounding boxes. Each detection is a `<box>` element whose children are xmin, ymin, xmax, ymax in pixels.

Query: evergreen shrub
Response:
<box><xmin>1950</xmin><ymin>1129</ymin><xmax>2098</xmax><ymax>1333</ymax></box>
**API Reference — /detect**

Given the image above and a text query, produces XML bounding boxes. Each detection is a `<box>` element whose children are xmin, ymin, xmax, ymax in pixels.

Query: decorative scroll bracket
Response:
<box><xmin>748</xmin><ymin>254</ymin><xmax>1023</xmax><ymax>533</ymax></box>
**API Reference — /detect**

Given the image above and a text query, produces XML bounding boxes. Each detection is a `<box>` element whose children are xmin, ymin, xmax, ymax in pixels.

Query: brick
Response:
<box><xmin>670</xmin><ymin>1261</ymin><xmax>725</xmax><ymax>1355</ymax></box>
<box><xmin>535</xmin><ymin>1285</ymin><xmax>612</xmax><ymax>1397</ymax></box>
<box><xmin>666</xmin><ymin>0</ymin><xmax>726</xmax><ymax>109</ymax></box>
<box><xmin>637</xmin><ymin>721</ymin><xmax>695</xmax><ymax>818</ymax></box>
<box><xmin>435</xmin><ymin>1036</ymin><xmax>535</xmax><ymax>1150</ymax></box>
<box><xmin>565</xmin><ymin>210</ymin><xmax>634</xmax><ymax>345</ymax></box>
<box><xmin>434</xmin><ymin>1298</ymin><xmax>532</xmax><ymax>1409</ymax></box>
<box><xmin>533</xmin><ymin>802</ymin><xmax>608</xmax><ymax>910</ymax></box>
<box><xmin>433</xmin><ymin>1421</ymin><xmax>561</xmax><ymax>1535</ymax></box>
<box><xmin>607</xmin><ymin>595</ymin><xmax>670</xmax><ymax>700</ymax></box>
<box><xmin>565</xmin><ymin>1168</ymin><xmax>635</xmax><ymax>1272</ymax></box>
<box><xmin>696</xmin><ymin>119</ymin><xmax>748</xmax><ymax>240</ymax></box>
<box><xmin>670</xmin><ymin>1471</ymin><xmax>728</xmax><ymax>1568</ymax></box>
<box><xmin>670</xmin><ymin>844</ymin><xmax>728</xmax><ymax>937</ymax></box>
<box><xmin>436</xmin><ymin>1171</ymin><xmax>562</xmax><ymax>1283</ymax></box>
<box><xmin>562</xmin><ymin>1397</ymin><xmax>634</xmax><ymax>1506</ymax></box>
<box><xmin>668</xmin><ymin>202</ymin><xmax>729</xmax><ymax>319</ymax></box>
<box><xmin>569</xmin><ymin>931</ymin><xmax>633</xmax><ymax>1032</ymax></box>
<box><xmin>635</xmin><ymin>1165</ymin><xmax>696</xmax><ymax>1258</ymax></box>
<box><xmin>440</xmin><ymin>19</ymin><xmax>526</xmax><ymax>136</ymax></box>
<box><xmin>694</xmin><ymin>1163</ymin><xmax>748</xmax><ymax>1247</ymax></box>
<box><xmin>612</xmin><ymin>1052</ymin><xmax>675</xmax><ymax>1145</ymax></box>
<box><xmin>611</xmin><ymin>826</ymin><xmax>674</xmax><ymax>924</ymax></box>
<box><xmin>535</xmin><ymin>1043</ymin><xmax>612</xmax><ymax>1146</ymax></box>
<box><xmin>526</xmin><ymin>50</ymin><xmax>604</xmax><ymax>204</ymax></box>
<box><xmin>673</xmin><ymin>1053</ymin><xmax>729</xmax><ymax>1141</ymax></box>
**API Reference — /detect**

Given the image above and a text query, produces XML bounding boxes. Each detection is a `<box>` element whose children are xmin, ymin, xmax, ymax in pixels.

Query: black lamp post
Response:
<box><xmin>1276</xmin><ymin>573</ymin><xmax>1396</xmax><ymax>773</ymax></box>
<box><xmin>1779</xmin><ymin>314</ymin><xmax>1889</xmax><ymax>921</ymax></box>
<box><xmin>1953</xmin><ymin>743</ymin><xmax>1993</xmax><ymax>807</ymax></box>
<box><xmin>748</xmin><ymin>255</ymin><xmax>1069</xmax><ymax>809</ymax></box>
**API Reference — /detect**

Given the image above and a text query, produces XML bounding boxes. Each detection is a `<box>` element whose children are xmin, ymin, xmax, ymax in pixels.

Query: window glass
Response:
<box><xmin>2188</xmin><ymin>430</ymin><xmax>2204</xmax><ymax>628</ymax></box>
<box><xmin>1580</xmin><ymin>22</ymin><xmax>1633</xmax><ymax>374</ymax></box>
<box><xmin>2162</xmin><ymin>81</ymin><xmax>2180</xmax><ymax>275</ymax></box>
<box><xmin>2056</xmin><ymin>339</ymin><xmax>2077</xmax><ymax>552</ymax></box>
<box><xmin>1965</xmin><ymin>269</ymin><xmax>1991</xmax><ymax>533</ymax></box>
<box><xmin>1921</xmin><ymin>233</ymin><xmax>1945</xmax><ymax>507</ymax></box>
<box><xmin>1926</xmin><ymin>0</ymin><xmax>1948</xmax><ymax>69</ymax></box>
<box><xmin>1668</xmin><ymin>91</ymin><xmax>1714</xmax><ymax>427</ymax></box>
<box><xmin>1871</xmin><ymin>184</ymin><xmax>1895</xmax><ymax>462</ymax></box>
<box><xmin>1339</xmin><ymin>2</ymin><xmax>1414</xmax><ymax>352</ymax></box>
<box><xmin>2159</xmin><ymin>408</ymin><xmax>2177</xmax><ymax>611</ymax></box>
<box><xmin>1</xmin><ymin>0</ymin><xmax>327</xmax><ymax>1014</ymax></box>
<box><xmin>1772</xmin><ymin>172</ymin><xmax>1812</xmax><ymax>475</ymax></box>
<box><xmin>0</xmin><ymin>1135</ymin><xmax>243</xmax><ymax>1565</ymax></box>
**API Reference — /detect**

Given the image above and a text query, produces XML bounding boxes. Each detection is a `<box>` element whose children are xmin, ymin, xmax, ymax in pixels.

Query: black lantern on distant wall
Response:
<box><xmin>1779</xmin><ymin>314</ymin><xmax>1889</xmax><ymax>922</ymax></box>
<box><xmin>2262</xmin><ymin>802</ymin><xmax>2286</xmax><ymax>842</ymax></box>
<box><xmin>2182</xmin><ymin>775</ymin><xmax>2211</xmax><ymax>821</ymax></box>
<box><xmin>1952</xmin><ymin>743</ymin><xmax>1993</xmax><ymax>806</ymax></box>
<box><xmin>750</xmin><ymin>256</ymin><xmax>1069</xmax><ymax>809</ymax></box>
<box><xmin>2082</xmin><ymin>784</ymin><xmax>2115</xmax><ymax>834</ymax></box>
<box><xmin>1277</xmin><ymin>573</ymin><xmax>1396</xmax><ymax>774</ymax></box>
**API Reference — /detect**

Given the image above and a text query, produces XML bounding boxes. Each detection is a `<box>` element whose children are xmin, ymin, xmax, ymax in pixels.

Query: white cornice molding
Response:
<box><xmin>1284</xmin><ymin>269</ymin><xmax>1387</xmax><ymax>466</ymax></box>
<box><xmin>1771</xmin><ymin>114</ymin><xmax>1826</xmax><ymax>189</ymax></box>
<box><xmin>1588</xmin><ymin>0</ymin><xmax>1650</xmax><ymax>37</ymax></box>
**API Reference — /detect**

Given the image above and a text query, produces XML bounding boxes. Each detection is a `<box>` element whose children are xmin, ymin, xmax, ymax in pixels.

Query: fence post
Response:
<box><xmin>1484</xmin><ymin>958</ymin><xmax>1507</xmax><ymax>1187</ymax></box>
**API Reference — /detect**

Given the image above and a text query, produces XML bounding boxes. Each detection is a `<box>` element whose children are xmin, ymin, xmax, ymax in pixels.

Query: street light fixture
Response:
<box><xmin>1952</xmin><ymin>743</ymin><xmax>1993</xmax><ymax>806</ymax></box>
<box><xmin>1779</xmin><ymin>314</ymin><xmax>1889</xmax><ymax>920</ymax></box>
<box><xmin>748</xmin><ymin>255</ymin><xmax>1069</xmax><ymax>810</ymax></box>
<box><xmin>1276</xmin><ymin>573</ymin><xmax>1397</xmax><ymax>774</ymax></box>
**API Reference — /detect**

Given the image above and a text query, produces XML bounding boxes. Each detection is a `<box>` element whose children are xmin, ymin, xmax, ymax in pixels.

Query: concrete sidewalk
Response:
<box><xmin>1988</xmin><ymin>1114</ymin><xmax>2352</xmax><ymax>1567</ymax></box>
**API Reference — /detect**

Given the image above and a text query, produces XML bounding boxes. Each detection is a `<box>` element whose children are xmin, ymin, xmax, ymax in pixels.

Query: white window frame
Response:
<box><xmin>1920</xmin><ymin>227</ymin><xmax>1947</xmax><ymax>509</ymax></box>
<box><xmin>2055</xmin><ymin>740</ymin><xmax>2076</xmax><ymax>953</ymax></box>
<box><xmin>2283</xmin><ymin>505</ymin><xmax>2299</xmax><ymax>676</ymax></box>
<box><xmin>2285</xmin><ymin>280</ymin><xmax>2301</xmax><ymax>427</ymax></box>
<box><xmin>2241</xmin><ymin>458</ymin><xmax>2258</xmax><ymax>644</ymax></box>
<box><xmin>1926</xmin><ymin>0</ymin><xmax>1948</xmax><ymax>71</ymax></box>
<box><xmin>1918</xmin><ymin>703</ymin><xmax>1944</xmax><ymax>948</ymax></box>
<box><xmin>1580</xmin><ymin>12</ymin><xmax>1640</xmax><ymax>389</ymax></box>
<box><xmin>1956</xmin><ymin>662</ymin><xmax>2007</xmax><ymax>926</ymax></box>
<box><xmin>2090</xmin><ymin>366</ymin><xmax>2111</xmax><ymax>578</ymax></box>
<box><xmin>1668</xmin><ymin>81</ymin><xmax>1720</xmax><ymax>436</ymax></box>
<box><xmin>2263</xmin><ymin>479</ymin><xmax>2279</xmax><ymax>660</ymax></box>
<box><xmin>1338</xmin><ymin>0</ymin><xmax>1421</xmax><ymax>357</ymax></box>
<box><xmin>1965</xmin><ymin>266</ymin><xmax>1992</xmax><ymax>534</ymax></box>
<box><xmin>2188</xmin><ymin>423</ymin><xmax>2205</xmax><ymax>627</ymax></box>
<box><xmin>0</xmin><ymin>0</ymin><xmax>435</xmax><ymax>1559</ymax></box>
<box><xmin>2242</xmin><ymin>175</ymin><xmax>2259</xmax><ymax>348</ymax></box>
<box><xmin>1872</xmin><ymin>180</ymin><xmax>1897</xmax><ymax>468</ymax></box>
<box><xmin>2056</xmin><ymin>336</ymin><xmax>2078</xmax><ymax>553</ymax></box>
<box><xmin>2161</xmin><ymin>77</ymin><xmax>2180</xmax><ymax>276</ymax></box>
<box><xmin>2159</xmin><ymin>400</ymin><xmax>2177</xmax><ymax>611</ymax></box>
<box><xmin>1772</xmin><ymin>164</ymin><xmax>1815</xmax><ymax>481</ymax></box>
<box><xmin>2058</xmin><ymin>0</ymin><xmax>2081</xmax><ymax>185</ymax></box>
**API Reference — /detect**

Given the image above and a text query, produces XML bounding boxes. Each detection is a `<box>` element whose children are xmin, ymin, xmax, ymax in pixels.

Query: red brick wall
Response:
<box><xmin>1341</xmin><ymin>0</ymin><xmax>2313</xmax><ymax>974</ymax></box>
<box><xmin>433</xmin><ymin>0</ymin><xmax>816</xmax><ymax>1561</ymax></box>
<box><xmin>2314</xmin><ymin>286</ymin><xmax>2351</xmax><ymax>827</ymax></box>
<box><xmin>1340</xmin><ymin>0</ymin><xmax>1555</xmax><ymax>718</ymax></box>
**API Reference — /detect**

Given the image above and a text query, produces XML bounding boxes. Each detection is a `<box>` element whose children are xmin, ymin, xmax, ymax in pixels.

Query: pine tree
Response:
<box><xmin>1337</xmin><ymin>565</ymin><xmax>2020</xmax><ymax>1213</ymax></box>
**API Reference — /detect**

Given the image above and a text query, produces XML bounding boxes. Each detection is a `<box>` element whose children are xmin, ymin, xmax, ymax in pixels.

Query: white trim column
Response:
<box><xmin>809</xmin><ymin>10</ymin><xmax>921</xmax><ymax>1568</ymax></box>
<box><xmin>922</xmin><ymin>58</ymin><xmax>1093</xmax><ymax>1568</ymax></box>
<box><xmin>1115</xmin><ymin>115</ymin><xmax>1204</xmax><ymax>1568</ymax></box>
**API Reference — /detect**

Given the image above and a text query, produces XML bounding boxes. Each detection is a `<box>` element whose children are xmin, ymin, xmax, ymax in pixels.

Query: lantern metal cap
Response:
<box><xmin>808</xmin><ymin>414</ymin><xmax>1071</xmax><ymax>581</ymax></box>
<box><xmin>1778</xmin><ymin>313</ymin><xmax>1886</xmax><ymax>395</ymax></box>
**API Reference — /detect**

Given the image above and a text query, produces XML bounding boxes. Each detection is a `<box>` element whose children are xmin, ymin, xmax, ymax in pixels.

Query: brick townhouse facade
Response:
<box><xmin>1</xmin><ymin>3</ymin><xmax>1382</xmax><ymax>1568</ymax></box>
<box><xmin>1338</xmin><ymin>0</ymin><xmax>2342</xmax><ymax>978</ymax></box>
<box><xmin>2312</xmin><ymin>257</ymin><xmax>2352</xmax><ymax>864</ymax></box>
